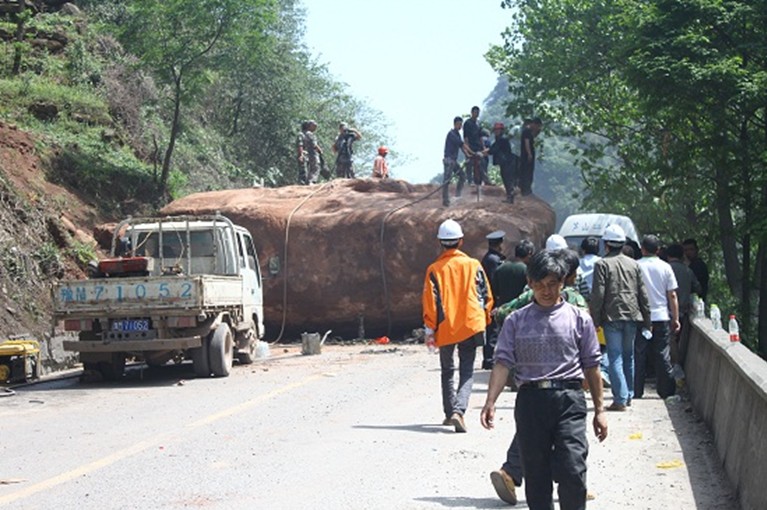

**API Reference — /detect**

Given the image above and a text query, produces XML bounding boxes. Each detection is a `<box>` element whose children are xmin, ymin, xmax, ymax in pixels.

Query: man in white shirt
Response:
<box><xmin>636</xmin><ymin>235</ymin><xmax>680</xmax><ymax>399</ymax></box>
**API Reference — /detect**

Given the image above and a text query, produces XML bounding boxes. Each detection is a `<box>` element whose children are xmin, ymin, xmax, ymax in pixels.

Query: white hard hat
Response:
<box><xmin>603</xmin><ymin>224</ymin><xmax>626</xmax><ymax>243</ymax></box>
<box><xmin>545</xmin><ymin>234</ymin><xmax>568</xmax><ymax>250</ymax></box>
<box><xmin>437</xmin><ymin>219</ymin><xmax>464</xmax><ymax>240</ymax></box>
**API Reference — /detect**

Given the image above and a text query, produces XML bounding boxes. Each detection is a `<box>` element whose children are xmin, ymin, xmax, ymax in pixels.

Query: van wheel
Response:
<box><xmin>191</xmin><ymin>336</ymin><xmax>211</xmax><ymax>377</ymax></box>
<box><xmin>209</xmin><ymin>324</ymin><xmax>234</xmax><ymax>377</ymax></box>
<box><xmin>236</xmin><ymin>327</ymin><xmax>257</xmax><ymax>365</ymax></box>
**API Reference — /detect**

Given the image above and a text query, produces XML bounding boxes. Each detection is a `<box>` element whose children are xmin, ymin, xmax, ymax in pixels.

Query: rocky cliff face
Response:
<box><xmin>163</xmin><ymin>179</ymin><xmax>555</xmax><ymax>340</ymax></box>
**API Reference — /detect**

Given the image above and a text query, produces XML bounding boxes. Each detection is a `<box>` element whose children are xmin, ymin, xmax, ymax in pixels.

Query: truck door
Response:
<box><xmin>236</xmin><ymin>230</ymin><xmax>263</xmax><ymax>335</ymax></box>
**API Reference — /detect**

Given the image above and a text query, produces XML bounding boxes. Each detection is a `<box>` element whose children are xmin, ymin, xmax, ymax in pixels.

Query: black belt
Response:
<box><xmin>520</xmin><ymin>379</ymin><xmax>583</xmax><ymax>390</ymax></box>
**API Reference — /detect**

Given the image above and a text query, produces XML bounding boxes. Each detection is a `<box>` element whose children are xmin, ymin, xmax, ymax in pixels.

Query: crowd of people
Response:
<box><xmin>294</xmin><ymin>107</ymin><xmax>542</xmax><ymax>195</ymax></box>
<box><xmin>421</xmin><ymin>219</ymin><xmax>708</xmax><ymax>509</ymax></box>
<box><xmin>296</xmin><ymin>119</ymin><xmax>389</xmax><ymax>184</ymax></box>
<box><xmin>442</xmin><ymin>106</ymin><xmax>542</xmax><ymax>207</ymax></box>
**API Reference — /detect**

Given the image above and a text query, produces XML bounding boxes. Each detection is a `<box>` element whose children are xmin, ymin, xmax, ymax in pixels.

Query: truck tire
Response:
<box><xmin>209</xmin><ymin>323</ymin><xmax>233</xmax><ymax>377</ymax></box>
<box><xmin>191</xmin><ymin>336</ymin><xmax>211</xmax><ymax>378</ymax></box>
<box><xmin>236</xmin><ymin>327</ymin><xmax>257</xmax><ymax>365</ymax></box>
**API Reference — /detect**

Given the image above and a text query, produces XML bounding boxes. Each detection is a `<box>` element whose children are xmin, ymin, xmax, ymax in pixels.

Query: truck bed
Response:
<box><xmin>53</xmin><ymin>275</ymin><xmax>244</xmax><ymax>318</ymax></box>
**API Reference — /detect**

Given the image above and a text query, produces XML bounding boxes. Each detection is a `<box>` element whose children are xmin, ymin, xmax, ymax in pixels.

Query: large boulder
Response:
<box><xmin>162</xmin><ymin>179</ymin><xmax>555</xmax><ymax>340</ymax></box>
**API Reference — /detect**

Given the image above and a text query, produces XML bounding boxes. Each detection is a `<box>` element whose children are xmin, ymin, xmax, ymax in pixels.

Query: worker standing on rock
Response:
<box><xmin>442</xmin><ymin>116</ymin><xmax>470</xmax><ymax>207</ymax></box>
<box><xmin>333</xmin><ymin>122</ymin><xmax>362</xmax><ymax>178</ymax></box>
<box><xmin>300</xmin><ymin>120</ymin><xmax>322</xmax><ymax>185</ymax></box>
<box><xmin>422</xmin><ymin>219</ymin><xmax>493</xmax><ymax>433</ymax></box>
<box><xmin>481</xmin><ymin>250</ymin><xmax>607</xmax><ymax>510</ymax></box>
<box><xmin>488</xmin><ymin>122</ymin><xmax>518</xmax><ymax>203</ymax></box>
<box><xmin>372</xmin><ymin>146</ymin><xmax>389</xmax><ymax>178</ymax></box>
<box><xmin>297</xmin><ymin>120</ymin><xmax>308</xmax><ymax>184</ymax></box>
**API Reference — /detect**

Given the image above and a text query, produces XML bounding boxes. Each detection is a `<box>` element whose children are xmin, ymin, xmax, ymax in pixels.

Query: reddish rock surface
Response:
<box><xmin>163</xmin><ymin>179</ymin><xmax>555</xmax><ymax>340</ymax></box>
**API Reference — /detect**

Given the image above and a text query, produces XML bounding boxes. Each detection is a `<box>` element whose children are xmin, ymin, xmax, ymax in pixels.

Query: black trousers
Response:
<box><xmin>515</xmin><ymin>388</ymin><xmax>588</xmax><ymax>510</ymax></box>
<box><xmin>519</xmin><ymin>158</ymin><xmax>535</xmax><ymax>195</ymax></box>
<box><xmin>499</xmin><ymin>158</ymin><xmax>519</xmax><ymax>199</ymax></box>
<box><xmin>635</xmin><ymin>320</ymin><xmax>675</xmax><ymax>399</ymax></box>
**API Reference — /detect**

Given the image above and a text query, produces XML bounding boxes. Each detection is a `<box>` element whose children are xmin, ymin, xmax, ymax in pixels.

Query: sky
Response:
<box><xmin>302</xmin><ymin>0</ymin><xmax>512</xmax><ymax>184</ymax></box>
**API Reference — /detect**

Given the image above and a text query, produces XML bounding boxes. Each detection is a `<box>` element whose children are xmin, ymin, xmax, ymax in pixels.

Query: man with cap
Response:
<box><xmin>589</xmin><ymin>224</ymin><xmax>651</xmax><ymax>411</ymax></box>
<box><xmin>300</xmin><ymin>120</ymin><xmax>322</xmax><ymax>185</ymax></box>
<box><xmin>481</xmin><ymin>230</ymin><xmax>507</xmax><ymax>370</ymax></box>
<box><xmin>422</xmin><ymin>219</ymin><xmax>494</xmax><ymax>432</ymax></box>
<box><xmin>333</xmin><ymin>122</ymin><xmax>362</xmax><ymax>178</ymax></box>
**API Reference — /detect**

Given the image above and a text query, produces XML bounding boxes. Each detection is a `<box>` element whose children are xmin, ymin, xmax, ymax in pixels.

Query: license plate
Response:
<box><xmin>112</xmin><ymin>319</ymin><xmax>150</xmax><ymax>332</ymax></box>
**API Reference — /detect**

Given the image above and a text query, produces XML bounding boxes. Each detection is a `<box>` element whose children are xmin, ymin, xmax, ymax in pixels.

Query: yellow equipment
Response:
<box><xmin>0</xmin><ymin>339</ymin><xmax>41</xmax><ymax>384</ymax></box>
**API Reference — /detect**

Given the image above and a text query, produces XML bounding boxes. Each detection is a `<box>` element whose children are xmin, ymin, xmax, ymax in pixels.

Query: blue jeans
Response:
<box><xmin>439</xmin><ymin>335</ymin><xmax>478</xmax><ymax>418</ymax></box>
<box><xmin>604</xmin><ymin>321</ymin><xmax>638</xmax><ymax>405</ymax></box>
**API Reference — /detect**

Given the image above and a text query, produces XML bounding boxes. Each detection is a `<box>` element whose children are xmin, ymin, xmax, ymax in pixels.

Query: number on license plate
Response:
<box><xmin>112</xmin><ymin>319</ymin><xmax>150</xmax><ymax>332</ymax></box>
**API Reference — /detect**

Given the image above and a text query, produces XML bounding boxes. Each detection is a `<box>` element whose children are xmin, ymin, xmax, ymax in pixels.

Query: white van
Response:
<box><xmin>558</xmin><ymin>213</ymin><xmax>639</xmax><ymax>253</ymax></box>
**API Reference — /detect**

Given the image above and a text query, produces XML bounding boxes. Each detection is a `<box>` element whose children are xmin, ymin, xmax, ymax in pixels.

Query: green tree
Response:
<box><xmin>119</xmin><ymin>0</ymin><xmax>277</xmax><ymax>197</ymax></box>
<box><xmin>490</xmin><ymin>0</ymin><xmax>767</xmax><ymax>353</ymax></box>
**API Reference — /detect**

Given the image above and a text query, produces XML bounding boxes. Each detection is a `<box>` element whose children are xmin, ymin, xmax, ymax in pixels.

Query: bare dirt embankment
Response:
<box><xmin>0</xmin><ymin>121</ymin><xmax>105</xmax><ymax>369</ymax></box>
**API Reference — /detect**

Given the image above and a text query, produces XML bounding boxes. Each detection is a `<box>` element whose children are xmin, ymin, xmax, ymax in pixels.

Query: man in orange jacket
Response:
<box><xmin>423</xmin><ymin>219</ymin><xmax>494</xmax><ymax>432</ymax></box>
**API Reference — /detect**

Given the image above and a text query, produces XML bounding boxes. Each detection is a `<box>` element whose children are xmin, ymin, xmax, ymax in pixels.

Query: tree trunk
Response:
<box><xmin>159</xmin><ymin>74</ymin><xmax>183</xmax><ymax>199</ymax></box>
<box><xmin>739</xmin><ymin>119</ymin><xmax>752</xmax><ymax>333</ymax></box>
<box><xmin>11</xmin><ymin>1</ymin><xmax>27</xmax><ymax>76</ymax></box>
<box><xmin>714</xmin><ymin>162</ymin><xmax>742</xmax><ymax>298</ymax></box>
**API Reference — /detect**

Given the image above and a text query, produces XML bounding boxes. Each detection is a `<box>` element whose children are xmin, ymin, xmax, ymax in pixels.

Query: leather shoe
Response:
<box><xmin>490</xmin><ymin>469</ymin><xmax>517</xmax><ymax>505</ymax></box>
<box><xmin>607</xmin><ymin>402</ymin><xmax>627</xmax><ymax>412</ymax></box>
<box><xmin>450</xmin><ymin>412</ymin><xmax>467</xmax><ymax>433</ymax></box>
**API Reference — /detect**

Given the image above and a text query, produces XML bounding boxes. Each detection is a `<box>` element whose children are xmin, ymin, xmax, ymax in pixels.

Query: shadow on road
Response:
<box><xmin>353</xmin><ymin>423</ymin><xmax>459</xmax><ymax>434</ymax></box>
<box><xmin>663</xmin><ymin>391</ymin><xmax>739</xmax><ymax>509</ymax></box>
<box><xmin>413</xmin><ymin>495</ymin><xmax>530</xmax><ymax>508</ymax></box>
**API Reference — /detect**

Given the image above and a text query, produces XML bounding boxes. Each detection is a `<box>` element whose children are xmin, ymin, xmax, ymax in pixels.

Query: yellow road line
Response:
<box><xmin>0</xmin><ymin>374</ymin><xmax>323</xmax><ymax>504</ymax></box>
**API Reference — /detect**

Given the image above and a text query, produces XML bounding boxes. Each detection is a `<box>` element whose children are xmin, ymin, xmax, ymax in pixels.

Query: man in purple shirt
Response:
<box><xmin>482</xmin><ymin>250</ymin><xmax>607</xmax><ymax>510</ymax></box>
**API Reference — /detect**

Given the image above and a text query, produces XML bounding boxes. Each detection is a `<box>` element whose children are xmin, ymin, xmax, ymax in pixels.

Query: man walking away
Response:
<box><xmin>481</xmin><ymin>230</ymin><xmax>507</xmax><ymax>370</ymax></box>
<box><xmin>589</xmin><ymin>225</ymin><xmax>651</xmax><ymax>411</ymax></box>
<box><xmin>579</xmin><ymin>236</ymin><xmax>601</xmax><ymax>295</ymax></box>
<box><xmin>636</xmin><ymin>235</ymin><xmax>680</xmax><ymax>400</ymax></box>
<box><xmin>482</xmin><ymin>250</ymin><xmax>607</xmax><ymax>510</ymax></box>
<box><xmin>422</xmin><ymin>219</ymin><xmax>493</xmax><ymax>432</ymax></box>
<box><xmin>442</xmin><ymin>117</ymin><xmax>469</xmax><ymax>207</ymax></box>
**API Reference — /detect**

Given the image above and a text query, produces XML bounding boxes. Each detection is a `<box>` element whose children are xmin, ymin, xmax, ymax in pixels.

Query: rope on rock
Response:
<box><xmin>271</xmin><ymin>181</ymin><xmax>333</xmax><ymax>344</ymax></box>
<box><xmin>379</xmin><ymin>182</ymin><xmax>447</xmax><ymax>336</ymax></box>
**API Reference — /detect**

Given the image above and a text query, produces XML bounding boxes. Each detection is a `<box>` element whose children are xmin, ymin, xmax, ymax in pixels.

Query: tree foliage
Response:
<box><xmin>491</xmin><ymin>0</ymin><xmax>767</xmax><ymax>353</ymax></box>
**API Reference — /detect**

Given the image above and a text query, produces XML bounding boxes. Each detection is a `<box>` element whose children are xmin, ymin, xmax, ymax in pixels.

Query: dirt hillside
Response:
<box><xmin>0</xmin><ymin>122</ymin><xmax>104</xmax><ymax>369</ymax></box>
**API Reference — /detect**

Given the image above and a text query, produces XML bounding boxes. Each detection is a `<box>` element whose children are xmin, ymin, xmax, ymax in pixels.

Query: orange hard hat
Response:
<box><xmin>493</xmin><ymin>122</ymin><xmax>505</xmax><ymax>130</ymax></box>
<box><xmin>378</xmin><ymin>146</ymin><xmax>389</xmax><ymax>155</ymax></box>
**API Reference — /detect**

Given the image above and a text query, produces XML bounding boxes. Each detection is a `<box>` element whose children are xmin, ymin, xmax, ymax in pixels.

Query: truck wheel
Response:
<box><xmin>191</xmin><ymin>336</ymin><xmax>211</xmax><ymax>378</ymax></box>
<box><xmin>209</xmin><ymin>323</ymin><xmax>234</xmax><ymax>377</ymax></box>
<box><xmin>236</xmin><ymin>327</ymin><xmax>257</xmax><ymax>365</ymax></box>
<box><xmin>99</xmin><ymin>354</ymin><xmax>125</xmax><ymax>381</ymax></box>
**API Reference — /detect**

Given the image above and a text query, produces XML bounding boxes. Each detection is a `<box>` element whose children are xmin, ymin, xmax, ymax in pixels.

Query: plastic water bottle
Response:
<box><xmin>693</xmin><ymin>295</ymin><xmax>705</xmax><ymax>319</ymax></box>
<box><xmin>710</xmin><ymin>304</ymin><xmax>722</xmax><ymax>330</ymax></box>
<box><xmin>728</xmin><ymin>315</ymin><xmax>740</xmax><ymax>342</ymax></box>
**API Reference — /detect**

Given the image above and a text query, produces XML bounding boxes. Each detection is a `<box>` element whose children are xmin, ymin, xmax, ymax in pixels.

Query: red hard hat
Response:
<box><xmin>493</xmin><ymin>122</ymin><xmax>505</xmax><ymax>130</ymax></box>
<box><xmin>378</xmin><ymin>146</ymin><xmax>389</xmax><ymax>155</ymax></box>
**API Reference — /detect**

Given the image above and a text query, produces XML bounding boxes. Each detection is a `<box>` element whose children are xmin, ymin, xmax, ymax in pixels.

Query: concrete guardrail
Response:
<box><xmin>685</xmin><ymin>317</ymin><xmax>767</xmax><ymax>510</ymax></box>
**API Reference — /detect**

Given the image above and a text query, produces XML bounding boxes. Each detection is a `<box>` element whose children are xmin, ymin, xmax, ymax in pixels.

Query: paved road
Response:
<box><xmin>0</xmin><ymin>344</ymin><xmax>738</xmax><ymax>509</ymax></box>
